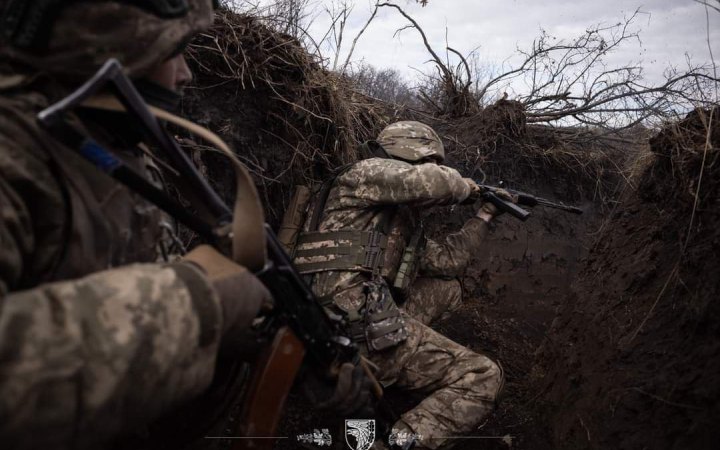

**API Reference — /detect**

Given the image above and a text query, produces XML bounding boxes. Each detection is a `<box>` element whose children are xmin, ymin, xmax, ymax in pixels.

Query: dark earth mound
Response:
<box><xmin>535</xmin><ymin>108</ymin><xmax>720</xmax><ymax>450</ymax></box>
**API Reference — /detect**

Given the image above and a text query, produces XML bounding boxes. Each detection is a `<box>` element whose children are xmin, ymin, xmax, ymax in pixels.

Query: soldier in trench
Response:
<box><xmin>294</xmin><ymin>121</ymin><xmax>515</xmax><ymax>449</ymax></box>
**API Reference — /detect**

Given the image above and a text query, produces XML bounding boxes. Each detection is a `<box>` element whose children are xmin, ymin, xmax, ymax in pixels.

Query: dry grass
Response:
<box><xmin>186</xmin><ymin>9</ymin><xmax>389</xmax><ymax>179</ymax></box>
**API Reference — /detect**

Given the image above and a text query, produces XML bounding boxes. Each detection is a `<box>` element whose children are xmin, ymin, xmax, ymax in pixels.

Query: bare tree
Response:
<box><xmin>319</xmin><ymin>0</ymin><xmax>354</xmax><ymax>71</ymax></box>
<box><xmin>268</xmin><ymin>0</ymin><xmax>314</xmax><ymax>39</ymax></box>
<box><xmin>339</xmin><ymin>2</ymin><xmax>380</xmax><ymax>74</ymax></box>
<box><xmin>694</xmin><ymin>0</ymin><xmax>720</xmax><ymax>14</ymax></box>
<box><xmin>475</xmin><ymin>10</ymin><xmax>718</xmax><ymax>128</ymax></box>
<box><xmin>379</xmin><ymin>2</ymin><xmax>478</xmax><ymax>117</ymax></box>
<box><xmin>350</xmin><ymin>63</ymin><xmax>418</xmax><ymax>106</ymax></box>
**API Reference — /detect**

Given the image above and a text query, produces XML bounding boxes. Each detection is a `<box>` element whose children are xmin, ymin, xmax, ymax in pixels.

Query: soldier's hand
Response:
<box><xmin>303</xmin><ymin>362</ymin><xmax>376</xmax><ymax>416</ymax></box>
<box><xmin>459</xmin><ymin>178</ymin><xmax>483</xmax><ymax>204</ymax></box>
<box><xmin>493</xmin><ymin>187</ymin><xmax>518</xmax><ymax>204</ymax></box>
<box><xmin>463</xmin><ymin>178</ymin><xmax>482</xmax><ymax>195</ymax></box>
<box><xmin>477</xmin><ymin>188</ymin><xmax>518</xmax><ymax>222</ymax></box>
<box><xmin>182</xmin><ymin>245</ymin><xmax>272</xmax><ymax>355</ymax></box>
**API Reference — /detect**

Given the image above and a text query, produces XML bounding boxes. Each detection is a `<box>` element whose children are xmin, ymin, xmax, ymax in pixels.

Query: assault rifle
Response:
<box><xmin>37</xmin><ymin>60</ymin><xmax>393</xmax><ymax>450</ymax></box>
<box><xmin>474</xmin><ymin>181</ymin><xmax>584</xmax><ymax>221</ymax></box>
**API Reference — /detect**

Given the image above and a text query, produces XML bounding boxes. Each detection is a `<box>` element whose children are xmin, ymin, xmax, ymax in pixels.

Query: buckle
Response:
<box><xmin>362</xmin><ymin>231</ymin><xmax>385</xmax><ymax>271</ymax></box>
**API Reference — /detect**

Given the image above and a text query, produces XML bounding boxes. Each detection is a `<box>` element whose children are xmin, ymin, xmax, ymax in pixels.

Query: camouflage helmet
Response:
<box><xmin>0</xmin><ymin>0</ymin><xmax>215</xmax><ymax>80</ymax></box>
<box><xmin>377</xmin><ymin>121</ymin><xmax>445</xmax><ymax>163</ymax></box>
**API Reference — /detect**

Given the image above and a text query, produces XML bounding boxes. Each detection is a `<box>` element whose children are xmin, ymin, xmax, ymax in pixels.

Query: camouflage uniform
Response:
<box><xmin>405</xmin><ymin>217</ymin><xmax>490</xmax><ymax>325</ymax></box>
<box><xmin>0</xmin><ymin>1</ymin><xmax>260</xmax><ymax>448</ymax></box>
<box><xmin>295</xmin><ymin>156</ymin><xmax>503</xmax><ymax>449</ymax></box>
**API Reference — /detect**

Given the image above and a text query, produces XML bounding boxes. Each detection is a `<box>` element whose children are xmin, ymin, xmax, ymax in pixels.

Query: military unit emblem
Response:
<box><xmin>345</xmin><ymin>419</ymin><xmax>376</xmax><ymax>450</ymax></box>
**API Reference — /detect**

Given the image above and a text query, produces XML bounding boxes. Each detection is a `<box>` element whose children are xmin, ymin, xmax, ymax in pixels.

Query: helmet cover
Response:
<box><xmin>377</xmin><ymin>121</ymin><xmax>445</xmax><ymax>163</ymax></box>
<box><xmin>0</xmin><ymin>0</ymin><xmax>214</xmax><ymax>80</ymax></box>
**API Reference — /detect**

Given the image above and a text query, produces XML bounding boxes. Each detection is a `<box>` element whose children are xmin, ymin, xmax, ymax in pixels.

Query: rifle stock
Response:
<box><xmin>483</xmin><ymin>192</ymin><xmax>531</xmax><ymax>221</ymax></box>
<box><xmin>234</xmin><ymin>327</ymin><xmax>305</xmax><ymax>450</ymax></box>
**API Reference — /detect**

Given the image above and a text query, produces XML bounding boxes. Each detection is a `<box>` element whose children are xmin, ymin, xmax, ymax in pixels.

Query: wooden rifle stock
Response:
<box><xmin>233</xmin><ymin>327</ymin><xmax>305</xmax><ymax>450</ymax></box>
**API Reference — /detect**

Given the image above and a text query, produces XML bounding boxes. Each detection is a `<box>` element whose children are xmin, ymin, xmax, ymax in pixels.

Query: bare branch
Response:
<box><xmin>340</xmin><ymin>2</ymin><xmax>380</xmax><ymax>74</ymax></box>
<box><xmin>379</xmin><ymin>2</ymin><xmax>478</xmax><ymax>116</ymax></box>
<box><xmin>447</xmin><ymin>46</ymin><xmax>472</xmax><ymax>89</ymax></box>
<box><xmin>694</xmin><ymin>0</ymin><xmax>720</xmax><ymax>14</ymax></box>
<box><xmin>378</xmin><ymin>2</ymin><xmax>452</xmax><ymax>78</ymax></box>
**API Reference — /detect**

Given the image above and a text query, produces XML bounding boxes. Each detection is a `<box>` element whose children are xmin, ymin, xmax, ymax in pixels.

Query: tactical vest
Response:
<box><xmin>293</xmin><ymin>162</ymin><xmax>427</xmax><ymax>291</ymax></box>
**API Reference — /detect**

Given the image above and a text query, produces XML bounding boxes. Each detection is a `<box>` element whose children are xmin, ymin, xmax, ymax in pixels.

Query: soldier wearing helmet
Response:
<box><xmin>0</xmin><ymin>1</ymin><xmax>371</xmax><ymax>448</ymax></box>
<box><xmin>292</xmin><ymin>120</ymin><xmax>511</xmax><ymax>448</ymax></box>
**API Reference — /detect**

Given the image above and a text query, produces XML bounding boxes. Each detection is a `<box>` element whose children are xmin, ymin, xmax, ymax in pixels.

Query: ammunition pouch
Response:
<box><xmin>392</xmin><ymin>224</ymin><xmax>426</xmax><ymax>294</ymax></box>
<box><xmin>363</xmin><ymin>280</ymin><xmax>408</xmax><ymax>352</ymax></box>
<box><xmin>316</xmin><ymin>280</ymin><xmax>407</xmax><ymax>352</ymax></box>
<box><xmin>294</xmin><ymin>230</ymin><xmax>388</xmax><ymax>274</ymax></box>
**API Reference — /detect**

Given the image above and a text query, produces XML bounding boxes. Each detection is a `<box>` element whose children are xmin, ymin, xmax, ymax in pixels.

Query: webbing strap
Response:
<box><xmin>316</xmin><ymin>294</ymin><xmax>336</xmax><ymax>307</ymax></box>
<box><xmin>294</xmin><ymin>229</ymin><xmax>388</xmax><ymax>274</ymax></box>
<box><xmin>367</xmin><ymin>322</ymin><xmax>404</xmax><ymax>339</ymax></box>
<box><xmin>294</xmin><ymin>246</ymin><xmax>359</xmax><ymax>258</ymax></box>
<box><xmin>368</xmin><ymin>309</ymin><xmax>398</xmax><ymax>322</ymax></box>
<box><xmin>297</xmin><ymin>230</ymin><xmax>388</xmax><ymax>247</ymax></box>
<box><xmin>295</xmin><ymin>256</ymin><xmax>368</xmax><ymax>274</ymax></box>
<box><xmin>297</xmin><ymin>230</ymin><xmax>356</xmax><ymax>245</ymax></box>
<box><xmin>307</xmin><ymin>163</ymin><xmax>354</xmax><ymax>233</ymax></box>
<box><xmin>80</xmin><ymin>95</ymin><xmax>267</xmax><ymax>270</ymax></box>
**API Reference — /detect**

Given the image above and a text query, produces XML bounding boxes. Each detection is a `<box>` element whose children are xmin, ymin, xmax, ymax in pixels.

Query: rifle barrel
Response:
<box><xmin>477</xmin><ymin>183</ymin><xmax>583</xmax><ymax>215</ymax></box>
<box><xmin>534</xmin><ymin>198</ymin><xmax>584</xmax><ymax>214</ymax></box>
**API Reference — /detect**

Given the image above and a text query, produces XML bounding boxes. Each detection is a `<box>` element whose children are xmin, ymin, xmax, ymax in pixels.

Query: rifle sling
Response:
<box><xmin>81</xmin><ymin>95</ymin><xmax>267</xmax><ymax>270</ymax></box>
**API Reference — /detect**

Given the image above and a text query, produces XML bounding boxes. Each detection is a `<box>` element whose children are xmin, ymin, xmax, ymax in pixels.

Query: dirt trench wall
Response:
<box><xmin>423</xmin><ymin>184</ymin><xmax>605</xmax><ymax>449</ymax></box>
<box><xmin>423</xmin><ymin>108</ymin><xmax>620</xmax><ymax>449</ymax></box>
<box><xmin>430</xmin><ymin>104</ymin><xmax>621</xmax><ymax>359</ymax></box>
<box><xmin>535</xmin><ymin>109</ymin><xmax>720</xmax><ymax>450</ymax></box>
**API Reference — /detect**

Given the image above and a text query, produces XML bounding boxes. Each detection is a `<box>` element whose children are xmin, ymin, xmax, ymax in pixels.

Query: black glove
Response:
<box><xmin>477</xmin><ymin>188</ymin><xmax>518</xmax><ymax>222</ymax></box>
<box><xmin>303</xmin><ymin>362</ymin><xmax>376</xmax><ymax>416</ymax></box>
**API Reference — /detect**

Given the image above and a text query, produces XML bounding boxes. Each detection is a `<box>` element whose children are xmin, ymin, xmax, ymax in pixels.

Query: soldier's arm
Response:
<box><xmin>0</xmin><ymin>141</ymin><xmax>222</xmax><ymax>446</ymax></box>
<box><xmin>337</xmin><ymin>158</ymin><xmax>472</xmax><ymax>207</ymax></box>
<box><xmin>419</xmin><ymin>217</ymin><xmax>489</xmax><ymax>277</ymax></box>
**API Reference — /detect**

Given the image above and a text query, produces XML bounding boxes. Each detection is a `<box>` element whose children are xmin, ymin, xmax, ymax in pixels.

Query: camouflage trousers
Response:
<box><xmin>371</xmin><ymin>311</ymin><xmax>503</xmax><ymax>449</ymax></box>
<box><xmin>402</xmin><ymin>277</ymin><xmax>463</xmax><ymax>326</ymax></box>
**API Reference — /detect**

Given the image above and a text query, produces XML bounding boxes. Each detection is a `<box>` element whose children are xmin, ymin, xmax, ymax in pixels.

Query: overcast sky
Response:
<box><xmin>250</xmin><ymin>0</ymin><xmax>719</xmax><ymax>92</ymax></box>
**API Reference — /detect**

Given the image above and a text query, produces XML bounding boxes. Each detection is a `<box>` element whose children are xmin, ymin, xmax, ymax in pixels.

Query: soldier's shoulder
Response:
<box><xmin>0</xmin><ymin>88</ymin><xmax>53</xmax><ymax>158</ymax></box>
<box><xmin>348</xmin><ymin>157</ymin><xmax>412</xmax><ymax>173</ymax></box>
<box><xmin>0</xmin><ymin>88</ymin><xmax>63</xmax><ymax>203</ymax></box>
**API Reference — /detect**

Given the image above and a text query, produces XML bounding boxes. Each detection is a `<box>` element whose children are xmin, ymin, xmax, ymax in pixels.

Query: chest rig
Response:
<box><xmin>294</xmin><ymin>143</ymin><xmax>425</xmax><ymax>284</ymax></box>
<box><xmin>293</xmin><ymin>165</ymin><xmax>392</xmax><ymax>278</ymax></box>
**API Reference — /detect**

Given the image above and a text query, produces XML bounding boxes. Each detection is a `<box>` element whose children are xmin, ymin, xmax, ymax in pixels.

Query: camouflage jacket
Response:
<box><xmin>299</xmin><ymin>157</ymin><xmax>489</xmax><ymax>313</ymax></box>
<box><xmin>0</xmin><ymin>85</ymin><xmax>223</xmax><ymax>449</ymax></box>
